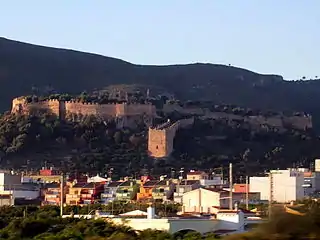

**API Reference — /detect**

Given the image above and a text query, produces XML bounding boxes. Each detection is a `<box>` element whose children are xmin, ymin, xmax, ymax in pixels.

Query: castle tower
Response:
<box><xmin>148</xmin><ymin>120</ymin><xmax>178</xmax><ymax>158</ymax></box>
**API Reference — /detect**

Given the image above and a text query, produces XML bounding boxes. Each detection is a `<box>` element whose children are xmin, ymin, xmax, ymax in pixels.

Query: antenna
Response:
<box><xmin>229</xmin><ymin>163</ymin><xmax>233</xmax><ymax>210</ymax></box>
<box><xmin>246</xmin><ymin>175</ymin><xmax>249</xmax><ymax>210</ymax></box>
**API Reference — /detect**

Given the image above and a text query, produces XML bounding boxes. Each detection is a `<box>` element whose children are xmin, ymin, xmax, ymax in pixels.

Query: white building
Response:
<box><xmin>0</xmin><ymin>172</ymin><xmax>40</xmax><ymax>205</ymax></box>
<box><xmin>181</xmin><ymin>188</ymin><xmax>260</xmax><ymax>213</ymax></box>
<box><xmin>250</xmin><ymin>169</ymin><xmax>305</xmax><ymax>203</ymax></box>
<box><xmin>63</xmin><ymin>206</ymin><xmax>249</xmax><ymax>235</ymax></box>
<box><xmin>315</xmin><ymin>159</ymin><xmax>320</xmax><ymax>172</ymax></box>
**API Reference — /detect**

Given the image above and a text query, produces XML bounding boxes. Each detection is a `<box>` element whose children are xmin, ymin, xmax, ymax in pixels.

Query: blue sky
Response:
<box><xmin>1</xmin><ymin>0</ymin><xmax>319</xmax><ymax>79</ymax></box>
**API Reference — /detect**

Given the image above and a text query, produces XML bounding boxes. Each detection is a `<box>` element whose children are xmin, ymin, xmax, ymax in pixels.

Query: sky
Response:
<box><xmin>1</xmin><ymin>0</ymin><xmax>319</xmax><ymax>80</ymax></box>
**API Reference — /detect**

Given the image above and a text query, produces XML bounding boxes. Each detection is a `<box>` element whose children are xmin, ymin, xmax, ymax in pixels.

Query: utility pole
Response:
<box><xmin>268</xmin><ymin>171</ymin><xmax>273</xmax><ymax>219</ymax></box>
<box><xmin>245</xmin><ymin>175</ymin><xmax>249</xmax><ymax>210</ymax></box>
<box><xmin>221</xmin><ymin>166</ymin><xmax>224</xmax><ymax>184</ymax></box>
<box><xmin>229</xmin><ymin>163</ymin><xmax>233</xmax><ymax>210</ymax></box>
<box><xmin>60</xmin><ymin>173</ymin><xmax>64</xmax><ymax>217</ymax></box>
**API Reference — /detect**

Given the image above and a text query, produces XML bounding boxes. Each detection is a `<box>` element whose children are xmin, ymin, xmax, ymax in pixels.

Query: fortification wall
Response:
<box><xmin>148</xmin><ymin>118</ymin><xmax>194</xmax><ymax>158</ymax></box>
<box><xmin>96</xmin><ymin>104</ymin><xmax>117</xmax><ymax>118</ymax></box>
<box><xmin>122</xmin><ymin>103</ymin><xmax>156</xmax><ymax>117</ymax></box>
<box><xmin>12</xmin><ymin>98</ymin><xmax>60</xmax><ymax>116</ymax></box>
<box><xmin>285</xmin><ymin>115</ymin><xmax>312</xmax><ymax>130</ymax></box>
<box><xmin>34</xmin><ymin>100</ymin><xmax>60</xmax><ymax>116</ymax></box>
<box><xmin>65</xmin><ymin>101</ymin><xmax>98</xmax><ymax>116</ymax></box>
<box><xmin>246</xmin><ymin>116</ymin><xmax>283</xmax><ymax>128</ymax></box>
<box><xmin>163</xmin><ymin>103</ymin><xmax>204</xmax><ymax>115</ymax></box>
<box><xmin>12</xmin><ymin>97</ymin><xmax>157</xmax><ymax>122</ymax></box>
<box><xmin>12</xmin><ymin>97</ymin><xmax>28</xmax><ymax>114</ymax></box>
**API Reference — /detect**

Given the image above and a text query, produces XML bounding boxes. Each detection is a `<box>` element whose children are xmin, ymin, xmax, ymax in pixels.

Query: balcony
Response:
<box><xmin>152</xmin><ymin>192</ymin><xmax>165</xmax><ymax>199</ymax></box>
<box><xmin>45</xmin><ymin>194</ymin><xmax>60</xmax><ymax>199</ymax></box>
<box><xmin>116</xmin><ymin>192</ymin><xmax>131</xmax><ymax>198</ymax></box>
<box><xmin>66</xmin><ymin>194</ymin><xmax>79</xmax><ymax>199</ymax></box>
<box><xmin>101</xmin><ymin>193</ymin><xmax>115</xmax><ymax>199</ymax></box>
<box><xmin>81</xmin><ymin>193</ymin><xmax>93</xmax><ymax>199</ymax></box>
<box><xmin>43</xmin><ymin>200</ymin><xmax>59</xmax><ymax>206</ymax></box>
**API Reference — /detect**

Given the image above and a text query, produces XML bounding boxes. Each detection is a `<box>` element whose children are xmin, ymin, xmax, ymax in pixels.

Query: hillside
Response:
<box><xmin>0</xmin><ymin>108</ymin><xmax>319</xmax><ymax>178</ymax></box>
<box><xmin>2</xmin><ymin>37</ymin><xmax>320</xmax><ymax>126</ymax></box>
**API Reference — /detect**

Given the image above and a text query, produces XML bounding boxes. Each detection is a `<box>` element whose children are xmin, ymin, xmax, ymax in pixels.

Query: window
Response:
<box><xmin>74</xmin><ymin>191</ymin><xmax>78</xmax><ymax>194</ymax></box>
<box><xmin>123</xmin><ymin>189</ymin><xmax>128</xmax><ymax>193</ymax></box>
<box><xmin>156</xmin><ymin>145</ymin><xmax>159</xmax><ymax>150</ymax></box>
<box><xmin>159</xmin><ymin>188</ymin><xmax>164</xmax><ymax>193</ymax></box>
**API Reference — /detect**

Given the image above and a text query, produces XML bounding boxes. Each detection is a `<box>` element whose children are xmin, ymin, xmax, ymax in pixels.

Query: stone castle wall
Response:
<box><xmin>11</xmin><ymin>98</ymin><xmax>156</xmax><ymax>119</ymax></box>
<box><xmin>148</xmin><ymin>118</ymin><xmax>194</xmax><ymax>158</ymax></box>
<box><xmin>163</xmin><ymin>103</ymin><xmax>312</xmax><ymax>131</ymax></box>
<box><xmin>11</xmin><ymin>97</ymin><xmax>313</xmax><ymax>160</ymax></box>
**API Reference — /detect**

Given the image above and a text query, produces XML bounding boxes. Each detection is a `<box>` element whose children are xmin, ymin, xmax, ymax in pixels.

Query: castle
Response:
<box><xmin>11</xmin><ymin>97</ymin><xmax>314</xmax><ymax>159</ymax></box>
<box><xmin>11</xmin><ymin>97</ymin><xmax>156</xmax><ymax>128</ymax></box>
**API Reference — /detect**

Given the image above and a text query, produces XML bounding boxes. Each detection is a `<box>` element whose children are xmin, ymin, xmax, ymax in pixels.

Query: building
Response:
<box><xmin>137</xmin><ymin>180</ymin><xmax>175</xmax><ymax>202</ymax></box>
<box><xmin>23</xmin><ymin>168</ymin><xmax>62</xmax><ymax>183</ymax></box>
<box><xmin>101</xmin><ymin>181</ymin><xmax>135</xmax><ymax>203</ymax></box>
<box><xmin>63</xmin><ymin>206</ymin><xmax>251</xmax><ymax>236</ymax></box>
<box><xmin>315</xmin><ymin>159</ymin><xmax>320</xmax><ymax>172</ymax></box>
<box><xmin>87</xmin><ymin>174</ymin><xmax>108</xmax><ymax>183</ymax></box>
<box><xmin>233</xmin><ymin>184</ymin><xmax>249</xmax><ymax>193</ymax></box>
<box><xmin>174</xmin><ymin>180</ymin><xmax>200</xmax><ymax>203</ymax></box>
<box><xmin>66</xmin><ymin>182</ymin><xmax>104</xmax><ymax>205</ymax></box>
<box><xmin>250</xmin><ymin>169</ymin><xmax>305</xmax><ymax>202</ymax></box>
<box><xmin>39</xmin><ymin>167</ymin><xmax>60</xmax><ymax>176</ymax></box>
<box><xmin>0</xmin><ymin>172</ymin><xmax>40</xmax><ymax>205</ymax></box>
<box><xmin>186</xmin><ymin>170</ymin><xmax>210</xmax><ymax>181</ymax></box>
<box><xmin>182</xmin><ymin>188</ymin><xmax>260</xmax><ymax>213</ymax></box>
<box><xmin>42</xmin><ymin>183</ymin><xmax>64</xmax><ymax>206</ymax></box>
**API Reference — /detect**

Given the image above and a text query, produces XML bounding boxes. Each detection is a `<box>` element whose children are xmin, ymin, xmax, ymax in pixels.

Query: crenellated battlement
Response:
<box><xmin>11</xmin><ymin>96</ymin><xmax>157</xmax><ymax>120</ymax></box>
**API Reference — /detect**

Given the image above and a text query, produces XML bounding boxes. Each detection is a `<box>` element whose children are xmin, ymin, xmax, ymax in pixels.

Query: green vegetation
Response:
<box><xmin>225</xmin><ymin>200</ymin><xmax>320</xmax><ymax>240</ymax></box>
<box><xmin>0</xmin><ymin>107</ymin><xmax>319</xmax><ymax>178</ymax></box>
<box><xmin>0</xmin><ymin>200</ymin><xmax>319</xmax><ymax>239</ymax></box>
<box><xmin>0</xmin><ymin>205</ymin><xmax>219</xmax><ymax>240</ymax></box>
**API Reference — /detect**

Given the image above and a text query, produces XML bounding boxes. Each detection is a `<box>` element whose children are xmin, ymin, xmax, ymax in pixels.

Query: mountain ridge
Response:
<box><xmin>1</xmin><ymin>37</ymin><xmax>320</xmax><ymax>128</ymax></box>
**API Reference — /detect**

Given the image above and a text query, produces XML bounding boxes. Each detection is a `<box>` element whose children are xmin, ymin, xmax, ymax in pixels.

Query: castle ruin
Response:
<box><xmin>148</xmin><ymin>118</ymin><xmax>194</xmax><ymax>158</ymax></box>
<box><xmin>11</xmin><ymin>97</ymin><xmax>156</xmax><ymax>128</ymax></box>
<box><xmin>12</xmin><ymin>97</ymin><xmax>313</xmax><ymax>159</ymax></box>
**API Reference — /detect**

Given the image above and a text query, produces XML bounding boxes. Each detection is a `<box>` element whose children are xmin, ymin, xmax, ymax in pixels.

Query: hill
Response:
<box><xmin>2</xmin><ymin>37</ymin><xmax>320</xmax><ymax>127</ymax></box>
<box><xmin>0</xmin><ymin>107</ymin><xmax>319</xmax><ymax>178</ymax></box>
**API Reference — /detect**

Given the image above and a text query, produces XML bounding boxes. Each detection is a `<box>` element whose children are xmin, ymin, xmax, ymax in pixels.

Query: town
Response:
<box><xmin>0</xmin><ymin>158</ymin><xmax>319</xmax><ymax>235</ymax></box>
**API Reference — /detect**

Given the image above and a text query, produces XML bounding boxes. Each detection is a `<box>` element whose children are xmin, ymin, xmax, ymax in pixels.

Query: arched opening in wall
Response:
<box><xmin>156</xmin><ymin>145</ymin><xmax>159</xmax><ymax>150</ymax></box>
